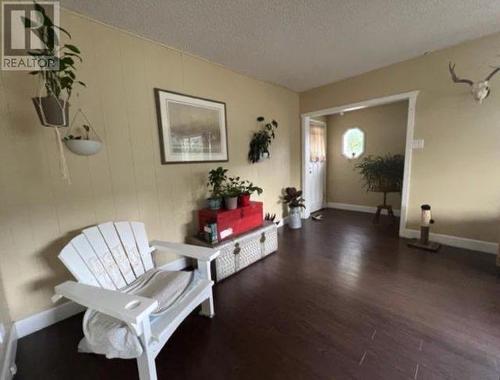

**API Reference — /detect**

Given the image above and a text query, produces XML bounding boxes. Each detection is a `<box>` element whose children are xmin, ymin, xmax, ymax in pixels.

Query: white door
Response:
<box><xmin>308</xmin><ymin>120</ymin><xmax>326</xmax><ymax>213</ymax></box>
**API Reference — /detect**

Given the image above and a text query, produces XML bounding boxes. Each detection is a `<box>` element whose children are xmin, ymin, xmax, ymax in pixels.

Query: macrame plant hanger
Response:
<box><xmin>37</xmin><ymin>76</ymin><xmax>71</xmax><ymax>183</ymax></box>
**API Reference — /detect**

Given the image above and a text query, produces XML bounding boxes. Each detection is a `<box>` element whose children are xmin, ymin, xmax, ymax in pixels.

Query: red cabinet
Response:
<box><xmin>198</xmin><ymin>202</ymin><xmax>263</xmax><ymax>241</ymax></box>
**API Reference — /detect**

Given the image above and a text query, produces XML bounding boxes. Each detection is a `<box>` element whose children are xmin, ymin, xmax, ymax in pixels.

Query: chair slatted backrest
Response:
<box><xmin>59</xmin><ymin>221</ymin><xmax>155</xmax><ymax>289</ymax></box>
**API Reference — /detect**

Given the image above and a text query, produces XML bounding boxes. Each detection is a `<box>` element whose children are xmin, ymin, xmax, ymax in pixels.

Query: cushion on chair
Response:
<box><xmin>78</xmin><ymin>269</ymin><xmax>195</xmax><ymax>359</ymax></box>
<box><xmin>126</xmin><ymin>269</ymin><xmax>194</xmax><ymax>315</ymax></box>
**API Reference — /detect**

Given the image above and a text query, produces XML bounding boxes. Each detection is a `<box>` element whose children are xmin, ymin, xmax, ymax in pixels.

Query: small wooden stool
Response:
<box><xmin>374</xmin><ymin>204</ymin><xmax>395</xmax><ymax>224</ymax></box>
<box><xmin>373</xmin><ymin>192</ymin><xmax>396</xmax><ymax>224</ymax></box>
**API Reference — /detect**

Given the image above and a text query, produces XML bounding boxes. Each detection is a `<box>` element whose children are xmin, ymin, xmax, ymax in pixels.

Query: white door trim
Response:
<box><xmin>0</xmin><ymin>325</ymin><xmax>17</xmax><ymax>380</ymax></box>
<box><xmin>309</xmin><ymin>118</ymin><xmax>327</xmax><ymax>126</ymax></box>
<box><xmin>301</xmin><ymin>90</ymin><xmax>419</xmax><ymax>236</ymax></box>
<box><xmin>308</xmin><ymin>119</ymin><xmax>327</xmax><ymax>213</ymax></box>
<box><xmin>301</xmin><ymin>115</ymin><xmax>312</xmax><ymax>219</ymax></box>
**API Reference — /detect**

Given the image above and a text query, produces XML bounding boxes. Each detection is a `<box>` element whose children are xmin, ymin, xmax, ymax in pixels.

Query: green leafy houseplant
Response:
<box><xmin>222</xmin><ymin>177</ymin><xmax>242</xmax><ymax>209</ymax></box>
<box><xmin>206</xmin><ymin>167</ymin><xmax>228</xmax><ymax>209</ymax></box>
<box><xmin>204</xmin><ymin>168</ymin><xmax>264</xmax><ymax>209</ymax></box>
<box><xmin>248</xmin><ymin>116</ymin><xmax>278</xmax><ymax>163</ymax></box>
<box><xmin>354</xmin><ymin>154</ymin><xmax>405</xmax><ymax>193</ymax></box>
<box><xmin>222</xmin><ymin>177</ymin><xmax>243</xmax><ymax>198</ymax></box>
<box><xmin>239</xmin><ymin>180</ymin><xmax>263</xmax><ymax>206</ymax></box>
<box><xmin>282</xmin><ymin>187</ymin><xmax>305</xmax><ymax>229</ymax></box>
<box><xmin>265</xmin><ymin>213</ymin><xmax>280</xmax><ymax>225</ymax></box>
<box><xmin>283</xmin><ymin>187</ymin><xmax>306</xmax><ymax>209</ymax></box>
<box><xmin>207</xmin><ymin>167</ymin><xmax>228</xmax><ymax>197</ymax></box>
<box><xmin>240</xmin><ymin>180</ymin><xmax>263</xmax><ymax>196</ymax></box>
<box><xmin>63</xmin><ymin>125</ymin><xmax>90</xmax><ymax>141</ymax></box>
<box><xmin>62</xmin><ymin>123</ymin><xmax>102</xmax><ymax>156</ymax></box>
<box><xmin>24</xmin><ymin>2</ymin><xmax>86</xmax><ymax>126</ymax></box>
<box><xmin>61</xmin><ymin>109</ymin><xmax>102</xmax><ymax>156</ymax></box>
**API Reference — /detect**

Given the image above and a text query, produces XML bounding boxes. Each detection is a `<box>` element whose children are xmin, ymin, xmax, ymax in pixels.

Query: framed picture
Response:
<box><xmin>154</xmin><ymin>89</ymin><xmax>229</xmax><ymax>164</ymax></box>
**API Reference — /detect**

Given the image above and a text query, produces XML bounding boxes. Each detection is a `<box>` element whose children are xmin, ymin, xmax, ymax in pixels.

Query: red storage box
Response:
<box><xmin>198</xmin><ymin>202</ymin><xmax>263</xmax><ymax>241</ymax></box>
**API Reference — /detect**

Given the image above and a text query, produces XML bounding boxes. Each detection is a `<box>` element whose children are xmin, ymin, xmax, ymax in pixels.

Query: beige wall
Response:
<box><xmin>0</xmin><ymin>10</ymin><xmax>300</xmax><ymax>320</ymax></box>
<box><xmin>301</xmin><ymin>32</ymin><xmax>500</xmax><ymax>243</ymax></box>
<box><xmin>326</xmin><ymin>101</ymin><xmax>407</xmax><ymax>208</ymax></box>
<box><xmin>0</xmin><ymin>274</ymin><xmax>10</xmax><ymax>329</ymax></box>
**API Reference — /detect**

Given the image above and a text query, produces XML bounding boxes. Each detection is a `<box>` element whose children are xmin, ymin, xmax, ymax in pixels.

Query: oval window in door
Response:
<box><xmin>342</xmin><ymin>127</ymin><xmax>365</xmax><ymax>159</ymax></box>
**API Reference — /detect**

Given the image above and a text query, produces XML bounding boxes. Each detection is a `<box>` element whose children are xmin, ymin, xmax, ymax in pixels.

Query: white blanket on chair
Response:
<box><xmin>78</xmin><ymin>269</ymin><xmax>197</xmax><ymax>359</ymax></box>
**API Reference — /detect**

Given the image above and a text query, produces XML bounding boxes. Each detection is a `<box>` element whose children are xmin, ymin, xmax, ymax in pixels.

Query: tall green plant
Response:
<box><xmin>354</xmin><ymin>154</ymin><xmax>404</xmax><ymax>192</ymax></box>
<box><xmin>24</xmin><ymin>2</ymin><xmax>85</xmax><ymax>100</ymax></box>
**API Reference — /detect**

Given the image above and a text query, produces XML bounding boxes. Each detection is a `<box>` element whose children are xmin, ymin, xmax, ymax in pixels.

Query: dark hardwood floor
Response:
<box><xmin>16</xmin><ymin>209</ymin><xmax>500</xmax><ymax>379</ymax></box>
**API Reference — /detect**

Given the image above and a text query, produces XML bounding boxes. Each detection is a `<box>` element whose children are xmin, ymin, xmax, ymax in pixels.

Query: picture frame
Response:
<box><xmin>154</xmin><ymin>88</ymin><xmax>229</xmax><ymax>164</ymax></box>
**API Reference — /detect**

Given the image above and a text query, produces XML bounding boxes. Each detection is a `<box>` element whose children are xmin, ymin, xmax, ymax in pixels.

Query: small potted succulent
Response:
<box><xmin>282</xmin><ymin>187</ymin><xmax>306</xmax><ymax>229</ymax></box>
<box><xmin>222</xmin><ymin>177</ymin><xmax>242</xmax><ymax>210</ymax></box>
<box><xmin>206</xmin><ymin>167</ymin><xmax>228</xmax><ymax>210</ymax></box>
<box><xmin>63</xmin><ymin>123</ymin><xmax>102</xmax><ymax>156</ymax></box>
<box><xmin>248</xmin><ymin>116</ymin><xmax>278</xmax><ymax>163</ymax></box>
<box><xmin>239</xmin><ymin>180</ymin><xmax>263</xmax><ymax>207</ymax></box>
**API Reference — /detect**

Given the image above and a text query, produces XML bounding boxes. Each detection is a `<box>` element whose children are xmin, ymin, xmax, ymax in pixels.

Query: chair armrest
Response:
<box><xmin>54</xmin><ymin>281</ymin><xmax>158</xmax><ymax>325</ymax></box>
<box><xmin>151</xmin><ymin>240</ymin><xmax>220</xmax><ymax>262</ymax></box>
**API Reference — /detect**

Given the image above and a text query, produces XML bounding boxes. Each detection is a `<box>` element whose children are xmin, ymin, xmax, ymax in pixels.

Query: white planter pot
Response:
<box><xmin>64</xmin><ymin>140</ymin><xmax>102</xmax><ymax>156</ymax></box>
<box><xmin>288</xmin><ymin>207</ymin><xmax>302</xmax><ymax>229</ymax></box>
<box><xmin>224</xmin><ymin>196</ymin><xmax>238</xmax><ymax>210</ymax></box>
<box><xmin>258</xmin><ymin>152</ymin><xmax>270</xmax><ymax>162</ymax></box>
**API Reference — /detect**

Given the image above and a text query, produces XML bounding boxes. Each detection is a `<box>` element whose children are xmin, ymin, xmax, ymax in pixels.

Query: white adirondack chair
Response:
<box><xmin>52</xmin><ymin>221</ymin><xmax>219</xmax><ymax>380</ymax></box>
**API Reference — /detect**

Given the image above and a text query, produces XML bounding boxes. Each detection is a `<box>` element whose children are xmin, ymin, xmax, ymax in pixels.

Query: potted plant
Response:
<box><xmin>265</xmin><ymin>213</ymin><xmax>280</xmax><ymax>225</ymax></box>
<box><xmin>354</xmin><ymin>154</ymin><xmax>404</xmax><ymax>200</ymax></box>
<box><xmin>239</xmin><ymin>180</ymin><xmax>263</xmax><ymax>207</ymax></box>
<box><xmin>206</xmin><ymin>167</ymin><xmax>228</xmax><ymax>210</ymax></box>
<box><xmin>354</xmin><ymin>154</ymin><xmax>404</xmax><ymax>223</ymax></box>
<box><xmin>282</xmin><ymin>187</ymin><xmax>306</xmax><ymax>229</ymax></box>
<box><xmin>222</xmin><ymin>177</ymin><xmax>242</xmax><ymax>210</ymax></box>
<box><xmin>24</xmin><ymin>2</ymin><xmax>85</xmax><ymax>127</ymax></box>
<box><xmin>248</xmin><ymin>116</ymin><xmax>278</xmax><ymax>163</ymax></box>
<box><xmin>63</xmin><ymin>124</ymin><xmax>102</xmax><ymax>156</ymax></box>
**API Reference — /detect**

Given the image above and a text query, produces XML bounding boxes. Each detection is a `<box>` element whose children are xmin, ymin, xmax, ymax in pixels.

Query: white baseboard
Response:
<box><xmin>402</xmin><ymin>229</ymin><xmax>498</xmax><ymax>255</ymax></box>
<box><xmin>326</xmin><ymin>202</ymin><xmax>401</xmax><ymax>217</ymax></box>
<box><xmin>15</xmin><ymin>301</ymin><xmax>85</xmax><ymax>339</ymax></box>
<box><xmin>15</xmin><ymin>257</ymin><xmax>189</xmax><ymax>339</ymax></box>
<box><xmin>327</xmin><ymin>203</ymin><xmax>497</xmax><ymax>254</ymax></box>
<box><xmin>0</xmin><ymin>325</ymin><xmax>17</xmax><ymax>380</ymax></box>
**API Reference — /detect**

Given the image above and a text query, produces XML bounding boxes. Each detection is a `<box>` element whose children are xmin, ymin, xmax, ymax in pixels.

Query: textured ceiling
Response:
<box><xmin>60</xmin><ymin>0</ymin><xmax>500</xmax><ymax>92</ymax></box>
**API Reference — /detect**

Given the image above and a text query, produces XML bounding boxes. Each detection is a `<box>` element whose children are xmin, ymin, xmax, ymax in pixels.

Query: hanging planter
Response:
<box><xmin>25</xmin><ymin>3</ymin><xmax>85</xmax><ymax>127</ymax></box>
<box><xmin>23</xmin><ymin>3</ymin><xmax>86</xmax><ymax>183</ymax></box>
<box><xmin>258</xmin><ymin>151</ymin><xmax>270</xmax><ymax>162</ymax></box>
<box><xmin>64</xmin><ymin>139</ymin><xmax>102</xmax><ymax>156</ymax></box>
<box><xmin>32</xmin><ymin>96</ymin><xmax>69</xmax><ymax>127</ymax></box>
<box><xmin>63</xmin><ymin>109</ymin><xmax>103</xmax><ymax>156</ymax></box>
<box><xmin>248</xmin><ymin>116</ymin><xmax>278</xmax><ymax>163</ymax></box>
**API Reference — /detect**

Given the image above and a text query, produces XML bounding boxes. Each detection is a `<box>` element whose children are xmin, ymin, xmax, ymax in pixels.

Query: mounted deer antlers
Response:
<box><xmin>448</xmin><ymin>62</ymin><xmax>500</xmax><ymax>103</ymax></box>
